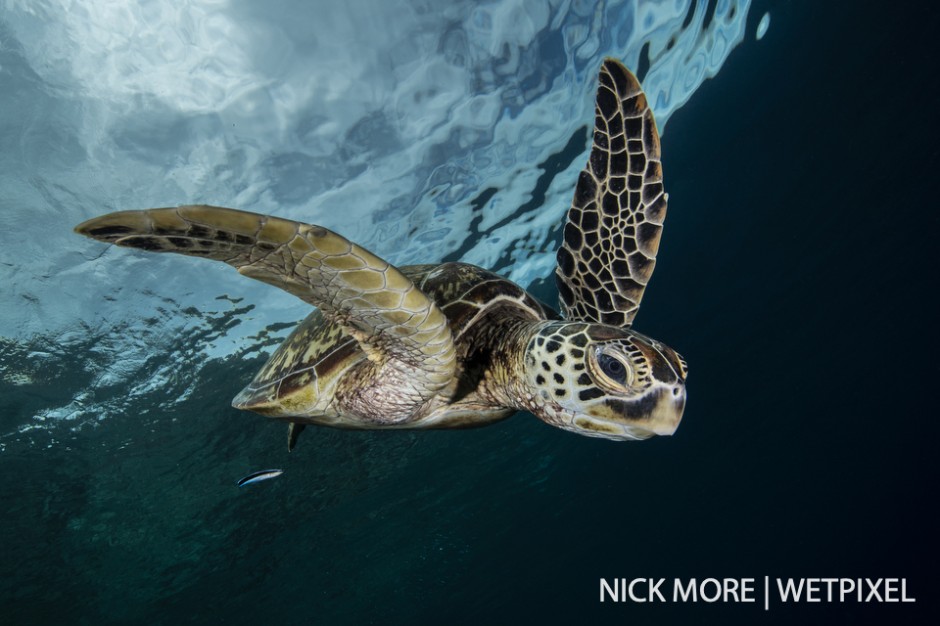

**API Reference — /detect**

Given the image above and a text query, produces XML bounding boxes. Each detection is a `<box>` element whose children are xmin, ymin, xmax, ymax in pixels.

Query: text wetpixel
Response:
<box><xmin>599</xmin><ymin>577</ymin><xmax>917</xmax><ymax>606</ymax></box>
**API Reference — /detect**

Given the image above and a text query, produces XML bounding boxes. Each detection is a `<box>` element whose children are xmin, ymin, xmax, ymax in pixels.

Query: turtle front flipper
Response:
<box><xmin>556</xmin><ymin>59</ymin><xmax>667</xmax><ymax>328</ymax></box>
<box><xmin>75</xmin><ymin>206</ymin><xmax>457</xmax><ymax>420</ymax></box>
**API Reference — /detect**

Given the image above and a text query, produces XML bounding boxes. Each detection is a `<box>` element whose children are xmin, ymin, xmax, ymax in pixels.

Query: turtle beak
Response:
<box><xmin>648</xmin><ymin>381</ymin><xmax>686</xmax><ymax>436</ymax></box>
<box><xmin>628</xmin><ymin>333</ymin><xmax>687</xmax><ymax>435</ymax></box>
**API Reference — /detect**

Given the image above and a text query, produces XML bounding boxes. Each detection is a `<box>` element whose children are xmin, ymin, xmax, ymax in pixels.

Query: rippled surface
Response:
<box><xmin>4</xmin><ymin>1</ymin><xmax>937</xmax><ymax>624</ymax></box>
<box><xmin>1</xmin><ymin>0</ymin><xmax>749</xmax><ymax>445</ymax></box>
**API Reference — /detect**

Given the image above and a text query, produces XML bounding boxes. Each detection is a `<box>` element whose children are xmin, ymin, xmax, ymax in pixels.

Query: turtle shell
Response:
<box><xmin>232</xmin><ymin>262</ymin><xmax>555</xmax><ymax>417</ymax></box>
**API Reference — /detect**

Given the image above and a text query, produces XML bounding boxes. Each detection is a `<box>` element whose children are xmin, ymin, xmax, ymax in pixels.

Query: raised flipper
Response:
<box><xmin>556</xmin><ymin>58</ymin><xmax>667</xmax><ymax>328</ymax></box>
<box><xmin>75</xmin><ymin>206</ymin><xmax>456</xmax><ymax>419</ymax></box>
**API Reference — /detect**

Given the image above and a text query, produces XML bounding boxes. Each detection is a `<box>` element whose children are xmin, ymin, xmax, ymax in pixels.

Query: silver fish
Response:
<box><xmin>236</xmin><ymin>469</ymin><xmax>284</xmax><ymax>487</ymax></box>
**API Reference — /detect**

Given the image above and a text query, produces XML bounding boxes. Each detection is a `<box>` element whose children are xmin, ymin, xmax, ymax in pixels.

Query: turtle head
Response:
<box><xmin>521</xmin><ymin>321</ymin><xmax>687</xmax><ymax>440</ymax></box>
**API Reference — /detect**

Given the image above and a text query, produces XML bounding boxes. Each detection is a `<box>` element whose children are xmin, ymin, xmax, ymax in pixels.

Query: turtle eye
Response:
<box><xmin>591</xmin><ymin>348</ymin><xmax>635</xmax><ymax>390</ymax></box>
<box><xmin>597</xmin><ymin>353</ymin><xmax>627</xmax><ymax>384</ymax></box>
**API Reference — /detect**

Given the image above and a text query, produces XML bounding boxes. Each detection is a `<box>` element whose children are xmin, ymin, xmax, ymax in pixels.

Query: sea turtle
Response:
<box><xmin>75</xmin><ymin>58</ymin><xmax>687</xmax><ymax>451</ymax></box>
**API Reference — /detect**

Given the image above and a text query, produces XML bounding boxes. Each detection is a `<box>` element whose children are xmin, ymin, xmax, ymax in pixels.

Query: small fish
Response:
<box><xmin>236</xmin><ymin>469</ymin><xmax>284</xmax><ymax>487</ymax></box>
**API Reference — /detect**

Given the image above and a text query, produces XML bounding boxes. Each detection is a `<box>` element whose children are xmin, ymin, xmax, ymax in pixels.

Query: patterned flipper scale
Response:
<box><xmin>556</xmin><ymin>58</ymin><xmax>667</xmax><ymax>328</ymax></box>
<box><xmin>75</xmin><ymin>205</ymin><xmax>457</xmax><ymax>410</ymax></box>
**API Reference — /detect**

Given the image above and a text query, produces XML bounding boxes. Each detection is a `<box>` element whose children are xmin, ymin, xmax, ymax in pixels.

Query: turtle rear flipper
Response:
<box><xmin>75</xmin><ymin>206</ymin><xmax>456</xmax><ymax>421</ymax></box>
<box><xmin>287</xmin><ymin>422</ymin><xmax>306</xmax><ymax>452</ymax></box>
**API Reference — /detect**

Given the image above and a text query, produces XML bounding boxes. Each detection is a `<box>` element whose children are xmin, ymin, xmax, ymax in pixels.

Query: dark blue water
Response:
<box><xmin>3</xmin><ymin>1</ymin><xmax>938</xmax><ymax>624</ymax></box>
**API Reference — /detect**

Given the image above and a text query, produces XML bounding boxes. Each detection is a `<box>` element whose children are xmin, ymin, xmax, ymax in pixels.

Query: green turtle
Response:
<box><xmin>75</xmin><ymin>58</ymin><xmax>687</xmax><ymax>450</ymax></box>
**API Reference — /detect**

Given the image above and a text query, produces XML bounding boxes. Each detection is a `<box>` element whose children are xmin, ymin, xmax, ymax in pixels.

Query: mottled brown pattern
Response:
<box><xmin>239</xmin><ymin>262</ymin><xmax>552</xmax><ymax>429</ymax></box>
<box><xmin>556</xmin><ymin>58</ymin><xmax>666</xmax><ymax>328</ymax></box>
<box><xmin>520</xmin><ymin>321</ymin><xmax>684</xmax><ymax>440</ymax></box>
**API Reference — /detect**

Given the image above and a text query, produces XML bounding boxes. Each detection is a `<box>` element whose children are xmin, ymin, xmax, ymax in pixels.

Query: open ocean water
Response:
<box><xmin>1</xmin><ymin>1</ymin><xmax>937</xmax><ymax>624</ymax></box>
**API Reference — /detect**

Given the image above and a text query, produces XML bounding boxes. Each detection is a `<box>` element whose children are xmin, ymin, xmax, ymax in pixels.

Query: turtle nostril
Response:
<box><xmin>672</xmin><ymin>386</ymin><xmax>681</xmax><ymax>397</ymax></box>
